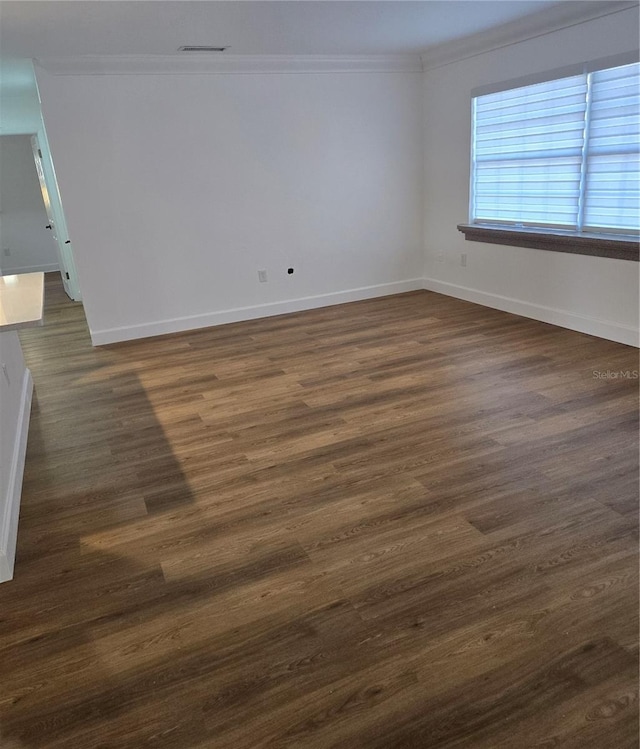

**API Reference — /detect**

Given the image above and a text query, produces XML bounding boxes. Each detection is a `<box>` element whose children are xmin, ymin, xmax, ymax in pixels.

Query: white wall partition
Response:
<box><xmin>36</xmin><ymin>62</ymin><xmax>424</xmax><ymax>344</ymax></box>
<box><xmin>422</xmin><ymin>6</ymin><xmax>639</xmax><ymax>346</ymax></box>
<box><xmin>0</xmin><ymin>329</ymin><xmax>33</xmax><ymax>582</ymax></box>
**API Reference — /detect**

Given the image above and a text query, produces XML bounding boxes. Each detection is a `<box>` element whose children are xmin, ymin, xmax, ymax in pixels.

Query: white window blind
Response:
<box><xmin>583</xmin><ymin>64</ymin><xmax>640</xmax><ymax>232</ymax></box>
<box><xmin>471</xmin><ymin>61</ymin><xmax>640</xmax><ymax>234</ymax></box>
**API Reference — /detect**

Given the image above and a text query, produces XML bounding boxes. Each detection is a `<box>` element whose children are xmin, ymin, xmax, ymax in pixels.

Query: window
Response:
<box><xmin>584</xmin><ymin>64</ymin><xmax>639</xmax><ymax>233</ymax></box>
<box><xmin>459</xmin><ymin>60</ymin><xmax>640</xmax><ymax>261</ymax></box>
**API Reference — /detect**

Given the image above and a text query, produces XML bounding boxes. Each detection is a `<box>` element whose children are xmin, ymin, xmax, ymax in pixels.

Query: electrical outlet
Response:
<box><xmin>460</xmin><ymin>253</ymin><xmax>467</xmax><ymax>267</ymax></box>
<box><xmin>3</xmin><ymin>248</ymin><xmax>10</xmax><ymax>257</ymax></box>
<box><xmin>436</xmin><ymin>253</ymin><xmax>444</xmax><ymax>263</ymax></box>
<box><xmin>258</xmin><ymin>270</ymin><xmax>268</xmax><ymax>283</ymax></box>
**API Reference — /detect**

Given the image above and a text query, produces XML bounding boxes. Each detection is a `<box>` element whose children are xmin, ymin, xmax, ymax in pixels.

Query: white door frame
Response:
<box><xmin>30</xmin><ymin>133</ymin><xmax>81</xmax><ymax>301</ymax></box>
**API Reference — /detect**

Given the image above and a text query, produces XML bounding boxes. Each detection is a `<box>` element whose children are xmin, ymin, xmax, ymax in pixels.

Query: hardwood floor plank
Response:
<box><xmin>0</xmin><ymin>273</ymin><xmax>636</xmax><ymax>748</ymax></box>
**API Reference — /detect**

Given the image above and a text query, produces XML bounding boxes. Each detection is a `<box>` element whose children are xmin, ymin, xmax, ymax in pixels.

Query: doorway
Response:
<box><xmin>30</xmin><ymin>134</ymin><xmax>81</xmax><ymax>300</ymax></box>
<box><xmin>0</xmin><ymin>132</ymin><xmax>81</xmax><ymax>301</ymax></box>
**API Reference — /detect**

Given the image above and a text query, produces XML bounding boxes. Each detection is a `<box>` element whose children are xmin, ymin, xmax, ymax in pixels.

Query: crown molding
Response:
<box><xmin>421</xmin><ymin>1</ymin><xmax>639</xmax><ymax>71</ymax></box>
<box><xmin>34</xmin><ymin>54</ymin><xmax>423</xmax><ymax>76</ymax></box>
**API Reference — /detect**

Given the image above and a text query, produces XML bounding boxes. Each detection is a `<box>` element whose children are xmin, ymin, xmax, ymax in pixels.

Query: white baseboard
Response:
<box><xmin>0</xmin><ymin>368</ymin><xmax>33</xmax><ymax>583</ymax></box>
<box><xmin>0</xmin><ymin>263</ymin><xmax>59</xmax><ymax>276</ymax></box>
<box><xmin>422</xmin><ymin>277</ymin><xmax>639</xmax><ymax>347</ymax></box>
<box><xmin>90</xmin><ymin>279</ymin><xmax>424</xmax><ymax>345</ymax></box>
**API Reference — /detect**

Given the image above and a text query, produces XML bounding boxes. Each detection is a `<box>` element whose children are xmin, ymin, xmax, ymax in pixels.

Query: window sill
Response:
<box><xmin>457</xmin><ymin>224</ymin><xmax>639</xmax><ymax>262</ymax></box>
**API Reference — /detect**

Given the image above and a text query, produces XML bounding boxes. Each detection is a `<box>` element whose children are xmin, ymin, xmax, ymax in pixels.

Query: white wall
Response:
<box><xmin>422</xmin><ymin>6</ymin><xmax>640</xmax><ymax>346</ymax></box>
<box><xmin>0</xmin><ymin>134</ymin><xmax>59</xmax><ymax>274</ymax></box>
<box><xmin>0</xmin><ymin>329</ymin><xmax>32</xmax><ymax>582</ymax></box>
<box><xmin>35</xmin><ymin>67</ymin><xmax>424</xmax><ymax>344</ymax></box>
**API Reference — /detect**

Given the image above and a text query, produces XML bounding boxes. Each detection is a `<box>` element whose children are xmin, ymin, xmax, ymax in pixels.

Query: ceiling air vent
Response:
<box><xmin>179</xmin><ymin>46</ymin><xmax>229</xmax><ymax>52</ymax></box>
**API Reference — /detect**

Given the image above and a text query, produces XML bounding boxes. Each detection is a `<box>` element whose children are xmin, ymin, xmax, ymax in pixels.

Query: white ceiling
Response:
<box><xmin>0</xmin><ymin>1</ymin><xmax>566</xmax><ymax>59</ymax></box>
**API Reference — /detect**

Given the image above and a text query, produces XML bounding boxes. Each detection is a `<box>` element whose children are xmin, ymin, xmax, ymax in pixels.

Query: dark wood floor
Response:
<box><xmin>0</xmin><ymin>273</ymin><xmax>637</xmax><ymax>748</ymax></box>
